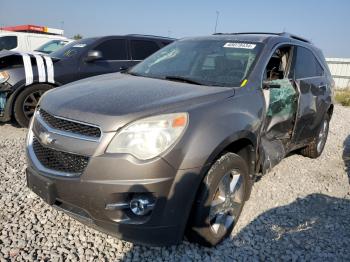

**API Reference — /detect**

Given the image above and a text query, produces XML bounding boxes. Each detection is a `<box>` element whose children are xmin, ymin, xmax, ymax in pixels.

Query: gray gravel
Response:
<box><xmin>1</xmin><ymin>105</ymin><xmax>350</xmax><ymax>261</ymax></box>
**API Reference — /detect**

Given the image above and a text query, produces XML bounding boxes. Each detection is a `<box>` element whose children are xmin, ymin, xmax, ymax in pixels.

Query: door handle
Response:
<box><xmin>318</xmin><ymin>84</ymin><xmax>327</xmax><ymax>90</ymax></box>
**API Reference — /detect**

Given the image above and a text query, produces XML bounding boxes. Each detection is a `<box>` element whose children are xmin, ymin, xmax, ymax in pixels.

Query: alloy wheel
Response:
<box><xmin>22</xmin><ymin>90</ymin><xmax>44</xmax><ymax>119</ymax></box>
<box><xmin>209</xmin><ymin>170</ymin><xmax>244</xmax><ymax>238</ymax></box>
<box><xmin>317</xmin><ymin>119</ymin><xmax>329</xmax><ymax>153</ymax></box>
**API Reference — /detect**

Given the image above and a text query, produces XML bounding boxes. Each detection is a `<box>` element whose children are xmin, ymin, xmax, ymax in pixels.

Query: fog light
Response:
<box><xmin>130</xmin><ymin>196</ymin><xmax>155</xmax><ymax>216</ymax></box>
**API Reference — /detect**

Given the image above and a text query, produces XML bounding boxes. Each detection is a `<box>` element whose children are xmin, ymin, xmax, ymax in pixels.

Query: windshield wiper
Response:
<box><xmin>165</xmin><ymin>76</ymin><xmax>203</xmax><ymax>85</ymax></box>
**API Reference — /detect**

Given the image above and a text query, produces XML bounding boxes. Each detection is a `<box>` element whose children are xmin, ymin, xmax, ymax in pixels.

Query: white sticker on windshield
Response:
<box><xmin>223</xmin><ymin>43</ymin><xmax>256</xmax><ymax>49</ymax></box>
<box><xmin>73</xmin><ymin>44</ymin><xmax>86</xmax><ymax>48</ymax></box>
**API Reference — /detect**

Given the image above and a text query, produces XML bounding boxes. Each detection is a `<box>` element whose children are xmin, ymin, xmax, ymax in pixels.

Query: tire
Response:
<box><xmin>186</xmin><ymin>152</ymin><xmax>251</xmax><ymax>246</ymax></box>
<box><xmin>14</xmin><ymin>84</ymin><xmax>53</xmax><ymax>127</ymax></box>
<box><xmin>300</xmin><ymin>113</ymin><xmax>330</xmax><ymax>158</ymax></box>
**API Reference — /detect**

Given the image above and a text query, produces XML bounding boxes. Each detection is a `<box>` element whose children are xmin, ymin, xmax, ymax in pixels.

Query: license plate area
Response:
<box><xmin>26</xmin><ymin>169</ymin><xmax>56</xmax><ymax>205</ymax></box>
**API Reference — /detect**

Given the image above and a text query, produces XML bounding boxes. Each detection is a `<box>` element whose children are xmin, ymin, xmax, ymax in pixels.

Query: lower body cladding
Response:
<box><xmin>26</xmin><ymin>150</ymin><xmax>202</xmax><ymax>246</ymax></box>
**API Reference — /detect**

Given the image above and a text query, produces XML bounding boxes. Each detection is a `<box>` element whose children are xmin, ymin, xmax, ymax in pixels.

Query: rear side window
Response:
<box><xmin>131</xmin><ymin>40</ymin><xmax>160</xmax><ymax>60</ymax></box>
<box><xmin>95</xmin><ymin>39</ymin><xmax>127</xmax><ymax>60</ymax></box>
<box><xmin>0</xmin><ymin>36</ymin><xmax>18</xmax><ymax>51</ymax></box>
<box><xmin>293</xmin><ymin>46</ymin><xmax>324</xmax><ymax>79</ymax></box>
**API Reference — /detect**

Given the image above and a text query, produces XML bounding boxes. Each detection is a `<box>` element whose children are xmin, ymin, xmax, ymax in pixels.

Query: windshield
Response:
<box><xmin>35</xmin><ymin>40</ymin><xmax>71</xmax><ymax>54</ymax></box>
<box><xmin>50</xmin><ymin>38</ymin><xmax>95</xmax><ymax>59</ymax></box>
<box><xmin>130</xmin><ymin>39</ymin><xmax>263</xmax><ymax>87</ymax></box>
<box><xmin>0</xmin><ymin>36</ymin><xmax>18</xmax><ymax>51</ymax></box>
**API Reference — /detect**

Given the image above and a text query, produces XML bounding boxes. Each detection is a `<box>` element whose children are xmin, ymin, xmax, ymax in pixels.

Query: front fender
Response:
<box><xmin>162</xmin><ymin>89</ymin><xmax>264</xmax><ymax>171</ymax></box>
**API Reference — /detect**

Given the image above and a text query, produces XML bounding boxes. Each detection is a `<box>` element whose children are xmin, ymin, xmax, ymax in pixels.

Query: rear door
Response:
<box><xmin>79</xmin><ymin>38</ymin><xmax>132</xmax><ymax>79</ymax></box>
<box><xmin>291</xmin><ymin>46</ymin><xmax>328</xmax><ymax>143</ymax></box>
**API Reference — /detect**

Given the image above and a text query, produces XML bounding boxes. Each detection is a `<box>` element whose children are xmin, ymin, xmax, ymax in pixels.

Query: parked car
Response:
<box><xmin>0</xmin><ymin>31</ymin><xmax>69</xmax><ymax>52</ymax></box>
<box><xmin>26</xmin><ymin>32</ymin><xmax>334</xmax><ymax>246</ymax></box>
<box><xmin>33</xmin><ymin>39</ymin><xmax>74</xmax><ymax>54</ymax></box>
<box><xmin>0</xmin><ymin>34</ymin><xmax>174</xmax><ymax>127</ymax></box>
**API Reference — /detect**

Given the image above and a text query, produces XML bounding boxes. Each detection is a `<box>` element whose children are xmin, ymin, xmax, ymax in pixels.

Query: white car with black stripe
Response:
<box><xmin>0</xmin><ymin>35</ymin><xmax>174</xmax><ymax>127</ymax></box>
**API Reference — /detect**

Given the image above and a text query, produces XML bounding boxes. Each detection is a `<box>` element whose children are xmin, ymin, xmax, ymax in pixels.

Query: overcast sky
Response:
<box><xmin>1</xmin><ymin>0</ymin><xmax>349</xmax><ymax>57</ymax></box>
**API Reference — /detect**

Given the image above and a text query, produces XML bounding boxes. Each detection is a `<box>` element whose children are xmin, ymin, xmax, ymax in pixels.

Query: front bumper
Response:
<box><xmin>26</xmin><ymin>132</ymin><xmax>202</xmax><ymax>245</ymax></box>
<box><xmin>25</xmin><ymin>109</ymin><xmax>204</xmax><ymax>245</ymax></box>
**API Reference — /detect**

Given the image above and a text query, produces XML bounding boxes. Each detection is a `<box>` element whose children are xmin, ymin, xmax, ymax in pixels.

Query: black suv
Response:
<box><xmin>26</xmin><ymin>32</ymin><xmax>333</xmax><ymax>246</ymax></box>
<box><xmin>0</xmin><ymin>34</ymin><xmax>174</xmax><ymax>127</ymax></box>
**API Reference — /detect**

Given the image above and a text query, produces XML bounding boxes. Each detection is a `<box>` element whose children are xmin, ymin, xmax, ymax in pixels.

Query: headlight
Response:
<box><xmin>106</xmin><ymin>113</ymin><xmax>188</xmax><ymax>160</ymax></box>
<box><xmin>0</xmin><ymin>71</ymin><xmax>9</xmax><ymax>84</ymax></box>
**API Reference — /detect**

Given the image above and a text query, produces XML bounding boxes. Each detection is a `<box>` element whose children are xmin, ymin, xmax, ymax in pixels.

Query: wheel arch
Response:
<box><xmin>201</xmin><ymin>131</ymin><xmax>257</xmax><ymax>178</ymax></box>
<box><xmin>194</xmin><ymin>132</ymin><xmax>258</xmax><ymax>204</ymax></box>
<box><xmin>7</xmin><ymin>81</ymin><xmax>59</xmax><ymax>119</ymax></box>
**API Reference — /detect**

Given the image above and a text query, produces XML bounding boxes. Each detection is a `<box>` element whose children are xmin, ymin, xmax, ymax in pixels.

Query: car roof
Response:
<box><xmin>126</xmin><ymin>34</ymin><xmax>175</xmax><ymax>41</ymax></box>
<box><xmin>84</xmin><ymin>35</ymin><xmax>175</xmax><ymax>42</ymax></box>
<box><xmin>182</xmin><ymin>32</ymin><xmax>313</xmax><ymax>46</ymax></box>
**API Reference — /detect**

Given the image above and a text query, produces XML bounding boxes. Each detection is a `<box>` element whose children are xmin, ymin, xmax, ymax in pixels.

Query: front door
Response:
<box><xmin>263</xmin><ymin>45</ymin><xmax>298</xmax><ymax>142</ymax></box>
<box><xmin>260</xmin><ymin>45</ymin><xmax>298</xmax><ymax>173</ymax></box>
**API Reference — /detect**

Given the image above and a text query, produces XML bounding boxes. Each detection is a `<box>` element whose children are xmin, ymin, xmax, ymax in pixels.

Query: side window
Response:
<box><xmin>0</xmin><ymin>36</ymin><xmax>18</xmax><ymax>51</ymax></box>
<box><xmin>264</xmin><ymin>46</ymin><xmax>293</xmax><ymax>81</ymax></box>
<box><xmin>94</xmin><ymin>39</ymin><xmax>127</xmax><ymax>60</ymax></box>
<box><xmin>293</xmin><ymin>47</ymin><xmax>324</xmax><ymax>79</ymax></box>
<box><xmin>131</xmin><ymin>40</ymin><xmax>160</xmax><ymax>60</ymax></box>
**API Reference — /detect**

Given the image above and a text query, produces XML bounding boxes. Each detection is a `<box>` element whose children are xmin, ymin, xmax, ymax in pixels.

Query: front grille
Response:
<box><xmin>39</xmin><ymin>109</ymin><xmax>101</xmax><ymax>138</ymax></box>
<box><xmin>32</xmin><ymin>138</ymin><xmax>89</xmax><ymax>174</ymax></box>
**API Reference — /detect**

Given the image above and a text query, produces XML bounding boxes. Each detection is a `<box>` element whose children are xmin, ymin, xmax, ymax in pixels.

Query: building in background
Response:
<box><xmin>0</xmin><ymin>24</ymin><xmax>64</xmax><ymax>36</ymax></box>
<box><xmin>326</xmin><ymin>58</ymin><xmax>350</xmax><ymax>89</ymax></box>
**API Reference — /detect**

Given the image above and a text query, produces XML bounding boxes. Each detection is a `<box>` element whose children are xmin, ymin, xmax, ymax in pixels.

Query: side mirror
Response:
<box><xmin>263</xmin><ymin>80</ymin><xmax>281</xmax><ymax>90</ymax></box>
<box><xmin>85</xmin><ymin>50</ymin><xmax>102</xmax><ymax>62</ymax></box>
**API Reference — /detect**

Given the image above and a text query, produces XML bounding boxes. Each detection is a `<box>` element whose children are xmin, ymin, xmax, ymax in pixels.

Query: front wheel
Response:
<box><xmin>186</xmin><ymin>152</ymin><xmax>251</xmax><ymax>246</ymax></box>
<box><xmin>14</xmin><ymin>84</ymin><xmax>53</xmax><ymax>127</ymax></box>
<box><xmin>301</xmin><ymin>114</ymin><xmax>330</xmax><ymax>158</ymax></box>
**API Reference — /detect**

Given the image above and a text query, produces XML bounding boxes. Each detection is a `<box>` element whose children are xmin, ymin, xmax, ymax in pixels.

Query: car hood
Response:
<box><xmin>0</xmin><ymin>50</ymin><xmax>40</xmax><ymax>58</ymax></box>
<box><xmin>0</xmin><ymin>50</ymin><xmax>17</xmax><ymax>58</ymax></box>
<box><xmin>39</xmin><ymin>73</ymin><xmax>234</xmax><ymax>132</ymax></box>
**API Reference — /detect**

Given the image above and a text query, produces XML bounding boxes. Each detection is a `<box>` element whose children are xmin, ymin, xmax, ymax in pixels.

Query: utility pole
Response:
<box><xmin>214</xmin><ymin>11</ymin><xmax>220</xmax><ymax>34</ymax></box>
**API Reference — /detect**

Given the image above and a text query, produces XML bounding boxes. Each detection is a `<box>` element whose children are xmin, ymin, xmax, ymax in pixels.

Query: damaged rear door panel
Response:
<box><xmin>290</xmin><ymin>46</ymin><xmax>331</xmax><ymax>144</ymax></box>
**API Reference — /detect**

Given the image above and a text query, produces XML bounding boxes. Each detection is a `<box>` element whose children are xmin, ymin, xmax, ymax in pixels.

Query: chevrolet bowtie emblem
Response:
<box><xmin>39</xmin><ymin>132</ymin><xmax>56</xmax><ymax>145</ymax></box>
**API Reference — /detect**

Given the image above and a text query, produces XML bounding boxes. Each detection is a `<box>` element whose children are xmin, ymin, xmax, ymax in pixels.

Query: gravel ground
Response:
<box><xmin>0</xmin><ymin>105</ymin><xmax>349</xmax><ymax>261</ymax></box>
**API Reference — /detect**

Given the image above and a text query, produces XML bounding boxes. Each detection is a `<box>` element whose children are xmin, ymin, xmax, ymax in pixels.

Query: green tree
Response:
<box><xmin>73</xmin><ymin>34</ymin><xmax>83</xmax><ymax>40</ymax></box>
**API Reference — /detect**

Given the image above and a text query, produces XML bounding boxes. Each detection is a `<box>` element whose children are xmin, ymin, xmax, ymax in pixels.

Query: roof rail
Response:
<box><xmin>280</xmin><ymin>32</ymin><xmax>311</xmax><ymax>43</ymax></box>
<box><xmin>213</xmin><ymin>32</ymin><xmax>311</xmax><ymax>43</ymax></box>
<box><xmin>126</xmin><ymin>34</ymin><xmax>175</xmax><ymax>40</ymax></box>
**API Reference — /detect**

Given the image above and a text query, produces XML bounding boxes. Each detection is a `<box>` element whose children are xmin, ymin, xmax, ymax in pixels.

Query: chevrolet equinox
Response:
<box><xmin>26</xmin><ymin>32</ymin><xmax>334</xmax><ymax>246</ymax></box>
